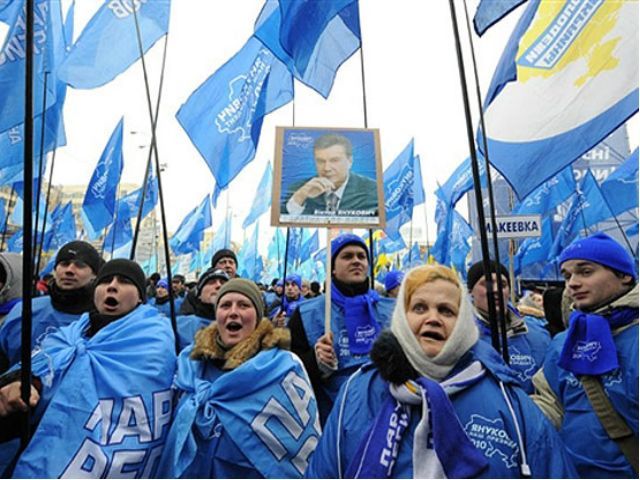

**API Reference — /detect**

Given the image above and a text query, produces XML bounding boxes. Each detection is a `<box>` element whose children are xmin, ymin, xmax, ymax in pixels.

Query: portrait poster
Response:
<box><xmin>271</xmin><ymin>126</ymin><xmax>385</xmax><ymax>228</ymax></box>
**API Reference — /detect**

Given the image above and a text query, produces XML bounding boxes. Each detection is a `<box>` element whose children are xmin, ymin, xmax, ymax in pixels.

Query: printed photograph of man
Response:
<box><xmin>274</xmin><ymin>127</ymin><xmax>384</xmax><ymax>228</ymax></box>
<box><xmin>283</xmin><ymin>134</ymin><xmax>378</xmax><ymax>216</ymax></box>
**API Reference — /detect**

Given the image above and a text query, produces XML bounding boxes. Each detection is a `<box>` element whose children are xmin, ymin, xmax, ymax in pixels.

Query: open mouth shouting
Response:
<box><xmin>102</xmin><ymin>296</ymin><xmax>120</xmax><ymax>313</ymax></box>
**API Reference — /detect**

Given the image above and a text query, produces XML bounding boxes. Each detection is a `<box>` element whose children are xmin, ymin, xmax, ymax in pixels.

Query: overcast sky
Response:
<box><xmin>6</xmin><ymin>1</ymin><xmax>639</xmax><ymax>251</ymax></box>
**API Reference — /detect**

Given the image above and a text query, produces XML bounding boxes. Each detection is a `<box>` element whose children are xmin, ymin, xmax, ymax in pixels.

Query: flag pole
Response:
<box><xmin>35</xmin><ymin>148</ymin><xmax>57</xmax><ymax>275</ymax></box>
<box><xmin>368</xmin><ymin>228</ymin><xmax>375</xmax><ymax>288</ymax></box>
<box><xmin>131</xmin><ymin>32</ymin><xmax>169</xmax><ymax>259</ymax></box>
<box><xmin>31</xmin><ymin>71</ymin><xmax>49</xmax><ymax>281</ymax></box>
<box><xmin>448</xmin><ymin>0</ymin><xmax>502</xmax><ymax>356</ymax></box>
<box><xmin>408</xmin><ymin>217</ymin><xmax>414</xmax><ymax>265</ymax></box>
<box><xmin>1</xmin><ymin>187</ymin><xmax>16</xmax><ymax>251</ymax></box>
<box><xmin>110</xmin><ymin>184</ymin><xmax>121</xmax><ymax>257</ymax></box>
<box><xmin>461</xmin><ymin>0</ymin><xmax>509</xmax><ymax>362</ymax></box>
<box><xmin>282</xmin><ymin>228</ymin><xmax>290</xmax><ymax>285</ymax></box>
<box><xmin>20</xmin><ymin>0</ymin><xmax>35</xmax><ymax>450</ymax></box>
<box><xmin>132</xmin><ymin>8</ymin><xmax>179</xmax><ymax>354</ymax></box>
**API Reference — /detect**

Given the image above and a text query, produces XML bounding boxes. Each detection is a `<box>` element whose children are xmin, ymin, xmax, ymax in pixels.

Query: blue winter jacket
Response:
<box><xmin>306</xmin><ymin>340</ymin><xmax>577</xmax><ymax>479</ymax></box>
<box><xmin>0</xmin><ymin>296</ymin><xmax>82</xmax><ymax>368</ymax></box>
<box><xmin>538</xmin><ymin>319</ymin><xmax>638</xmax><ymax>477</ymax></box>
<box><xmin>296</xmin><ymin>294</ymin><xmax>395</xmax><ymax>421</ymax></box>
<box><xmin>476</xmin><ymin>305</ymin><xmax>550</xmax><ymax>393</ymax></box>
<box><xmin>149</xmin><ymin>296</ymin><xmax>184</xmax><ymax>317</ymax></box>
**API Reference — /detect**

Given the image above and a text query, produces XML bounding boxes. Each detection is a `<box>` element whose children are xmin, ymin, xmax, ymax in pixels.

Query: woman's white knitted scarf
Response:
<box><xmin>390</xmin><ymin>272</ymin><xmax>479</xmax><ymax>381</ymax></box>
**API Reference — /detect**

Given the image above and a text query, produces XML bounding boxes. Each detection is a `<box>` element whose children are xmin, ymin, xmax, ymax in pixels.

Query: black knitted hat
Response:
<box><xmin>95</xmin><ymin>259</ymin><xmax>147</xmax><ymax>302</ymax></box>
<box><xmin>55</xmin><ymin>241</ymin><xmax>102</xmax><ymax>274</ymax></box>
<box><xmin>211</xmin><ymin>248</ymin><xmax>238</xmax><ymax>269</ymax></box>
<box><xmin>196</xmin><ymin>268</ymin><xmax>230</xmax><ymax>297</ymax></box>
<box><xmin>466</xmin><ymin>261</ymin><xmax>510</xmax><ymax>291</ymax></box>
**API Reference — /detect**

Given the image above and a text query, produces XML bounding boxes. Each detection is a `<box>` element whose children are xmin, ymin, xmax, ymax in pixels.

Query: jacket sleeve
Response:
<box><xmin>531</xmin><ymin>368</ymin><xmax>564</xmax><ymax>429</ymax></box>
<box><xmin>304</xmin><ymin>383</ymin><xmax>343</xmax><ymax>478</ymax></box>
<box><xmin>289</xmin><ymin>308</ymin><xmax>322</xmax><ymax>386</ymax></box>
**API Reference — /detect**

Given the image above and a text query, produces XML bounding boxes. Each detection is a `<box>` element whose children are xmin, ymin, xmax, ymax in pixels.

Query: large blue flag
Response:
<box><xmin>383</xmin><ymin>140</ymin><xmax>415</xmax><ymax>241</ymax></box>
<box><xmin>473</xmin><ymin>0</ymin><xmax>527</xmax><ymax>36</ymax></box>
<box><xmin>57</xmin><ymin>0</ymin><xmax>170</xmax><ymax>88</ymax></box>
<box><xmin>169</xmin><ymin>195</ymin><xmax>212</xmax><ymax>256</ymax></box>
<box><xmin>514</xmin><ymin>166</ymin><xmax>576</xmax><ymax>215</ymax></box>
<box><xmin>0</xmin><ymin>0</ymin><xmax>61</xmax><ymax>131</ymax></box>
<box><xmin>81</xmin><ymin>118</ymin><xmax>124</xmax><ymax>239</ymax></box>
<box><xmin>600</xmin><ymin>148</ymin><xmax>638</xmax><ymax>217</ymax></box>
<box><xmin>177</xmin><ymin>36</ymin><xmax>293</xmax><ymax>189</ymax></box>
<box><xmin>242</xmin><ymin>161</ymin><xmax>272</xmax><ymax>229</ymax></box>
<box><xmin>481</xmin><ymin>0</ymin><xmax>638</xmax><ymax>199</ymax></box>
<box><xmin>42</xmin><ymin>201</ymin><xmax>76</xmax><ymax>252</ymax></box>
<box><xmin>120</xmin><ymin>173</ymin><xmax>158</xmax><ymax>222</ymax></box>
<box><xmin>548</xmin><ymin>169</ymin><xmax>613</xmax><ymax>260</ymax></box>
<box><xmin>254</xmin><ymin>0</ymin><xmax>360</xmax><ymax>98</ymax></box>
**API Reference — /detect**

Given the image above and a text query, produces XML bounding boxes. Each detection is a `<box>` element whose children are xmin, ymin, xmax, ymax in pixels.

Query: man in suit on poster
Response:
<box><xmin>284</xmin><ymin>134</ymin><xmax>378</xmax><ymax>217</ymax></box>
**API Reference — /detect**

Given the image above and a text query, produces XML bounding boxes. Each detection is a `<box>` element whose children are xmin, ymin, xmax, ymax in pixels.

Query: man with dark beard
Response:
<box><xmin>0</xmin><ymin>241</ymin><xmax>102</xmax><ymax>373</ymax></box>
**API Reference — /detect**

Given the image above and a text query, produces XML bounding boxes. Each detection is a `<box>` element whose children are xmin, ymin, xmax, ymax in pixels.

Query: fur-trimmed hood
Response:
<box><xmin>191</xmin><ymin>318</ymin><xmax>290</xmax><ymax>370</ymax></box>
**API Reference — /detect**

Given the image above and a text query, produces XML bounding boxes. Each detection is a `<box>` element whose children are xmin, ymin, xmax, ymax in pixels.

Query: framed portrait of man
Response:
<box><xmin>271</xmin><ymin>126</ymin><xmax>385</xmax><ymax>228</ymax></box>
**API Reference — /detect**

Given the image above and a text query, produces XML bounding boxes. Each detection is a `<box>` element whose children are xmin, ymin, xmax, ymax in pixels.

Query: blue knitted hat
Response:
<box><xmin>285</xmin><ymin>274</ymin><xmax>302</xmax><ymax>290</ymax></box>
<box><xmin>384</xmin><ymin>270</ymin><xmax>404</xmax><ymax>292</ymax></box>
<box><xmin>558</xmin><ymin>232</ymin><xmax>637</xmax><ymax>281</ymax></box>
<box><xmin>331</xmin><ymin>233</ymin><xmax>368</xmax><ymax>263</ymax></box>
<box><xmin>157</xmin><ymin>278</ymin><xmax>169</xmax><ymax>290</ymax></box>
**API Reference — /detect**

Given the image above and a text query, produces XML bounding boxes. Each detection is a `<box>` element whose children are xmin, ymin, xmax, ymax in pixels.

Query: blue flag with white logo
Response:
<box><xmin>170</xmin><ymin>195</ymin><xmax>212</xmax><ymax>255</ymax></box>
<box><xmin>0</xmin><ymin>0</ymin><xmax>60</xmax><ymax>131</ymax></box>
<box><xmin>481</xmin><ymin>0</ymin><xmax>639</xmax><ymax>199</ymax></box>
<box><xmin>254</xmin><ymin>0</ymin><xmax>360</xmax><ymax>98</ymax></box>
<box><xmin>438</xmin><ymin>154</ymin><xmax>486</xmax><ymax>208</ymax></box>
<box><xmin>600</xmin><ymin>148</ymin><xmax>638</xmax><ymax>217</ymax></box>
<box><xmin>413</xmin><ymin>154</ymin><xmax>426</xmax><ymax>207</ymax></box>
<box><xmin>401</xmin><ymin>242</ymin><xmax>422</xmax><ymax>270</ymax></box>
<box><xmin>11</xmin><ymin>305</ymin><xmax>176</xmax><ymax>478</ymax></box>
<box><xmin>243</xmin><ymin>161</ymin><xmax>272</xmax><ymax>229</ymax></box>
<box><xmin>42</xmin><ymin>201</ymin><xmax>76</xmax><ymax>252</ymax></box>
<box><xmin>103</xmin><ymin>201</ymin><xmax>133</xmax><ymax>254</ymax></box>
<box><xmin>299</xmin><ymin>229</ymin><xmax>320</xmax><ymax>260</ymax></box>
<box><xmin>177</xmin><ymin>36</ymin><xmax>293</xmax><ymax>189</ymax></box>
<box><xmin>81</xmin><ymin>118</ymin><xmax>124</xmax><ymax>239</ymax></box>
<box><xmin>548</xmin><ymin>169</ymin><xmax>612</xmax><ymax>260</ymax></box>
<box><xmin>383</xmin><ymin>139</ymin><xmax>415</xmax><ymax>241</ymax></box>
<box><xmin>58</xmin><ymin>0</ymin><xmax>170</xmax><ymax>88</ymax></box>
<box><xmin>378</xmin><ymin>235</ymin><xmax>406</xmax><ymax>254</ymax></box>
<box><xmin>514</xmin><ymin>215</ymin><xmax>553</xmax><ymax>276</ymax></box>
<box><xmin>514</xmin><ymin>166</ymin><xmax>576</xmax><ymax>215</ymax></box>
<box><xmin>473</xmin><ymin>0</ymin><xmax>527</xmax><ymax>36</ymax></box>
<box><xmin>120</xmin><ymin>172</ymin><xmax>158</xmax><ymax>222</ymax></box>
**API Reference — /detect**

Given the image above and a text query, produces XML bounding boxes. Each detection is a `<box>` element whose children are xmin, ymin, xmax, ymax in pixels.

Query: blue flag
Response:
<box><xmin>401</xmin><ymin>242</ymin><xmax>422</xmax><ymax>270</ymax></box>
<box><xmin>42</xmin><ymin>201</ymin><xmax>76</xmax><ymax>252</ymax></box>
<box><xmin>240</xmin><ymin>224</ymin><xmax>260</xmax><ymax>281</ymax></box>
<box><xmin>286</xmin><ymin>227</ymin><xmax>303</xmax><ymax>268</ymax></box>
<box><xmin>413</xmin><ymin>154</ymin><xmax>426</xmax><ymax>207</ymax></box>
<box><xmin>0</xmin><ymin>0</ymin><xmax>60</xmax><ymax>131</ymax></box>
<box><xmin>600</xmin><ymin>148</ymin><xmax>638</xmax><ymax>217</ymax></box>
<box><xmin>212</xmin><ymin>214</ymin><xmax>232</xmax><ymax>252</ymax></box>
<box><xmin>473</xmin><ymin>0</ymin><xmax>527</xmax><ymax>36</ymax></box>
<box><xmin>170</xmin><ymin>195</ymin><xmax>212</xmax><ymax>255</ymax></box>
<box><xmin>438</xmin><ymin>154</ymin><xmax>486</xmax><ymax>208</ymax></box>
<box><xmin>120</xmin><ymin>173</ymin><xmax>158</xmax><ymax>222</ymax></box>
<box><xmin>481</xmin><ymin>0</ymin><xmax>638</xmax><ymax>199</ymax></box>
<box><xmin>514</xmin><ymin>166</ymin><xmax>576</xmax><ymax>215</ymax></box>
<box><xmin>58</xmin><ymin>0</ymin><xmax>170</xmax><ymax>88</ymax></box>
<box><xmin>81</xmin><ymin>118</ymin><xmax>124</xmax><ymax>239</ymax></box>
<box><xmin>449</xmin><ymin>211</ymin><xmax>474</xmax><ymax>276</ymax></box>
<box><xmin>103</xmin><ymin>201</ymin><xmax>133</xmax><ymax>254</ymax></box>
<box><xmin>254</xmin><ymin>0</ymin><xmax>360</xmax><ymax>98</ymax></box>
<box><xmin>177</xmin><ymin>36</ymin><xmax>292</xmax><ymax>189</ymax></box>
<box><xmin>299</xmin><ymin>229</ymin><xmax>320</xmax><ymax>260</ymax></box>
<box><xmin>378</xmin><ymin>234</ymin><xmax>406</xmax><ymax>254</ymax></box>
<box><xmin>7</xmin><ymin>229</ymin><xmax>23</xmax><ymax>253</ymax></box>
<box><xmin>383</xmin><ymin>140</ymin><xmax>415</xmax><ymax>241</ymax></box>
<box><xmin>548</xmin><ymin>170</ymin><xmax>612</xmax><ymax>260</ymax></box>
<box><xmin>242</xmin><ymin>161</ymin><xmax>272</xmax><ymax>229</ymax></box>
<box><xmin>514</xmin><ymin>215</ymin><xmax>553</xmax><ymax>276</ymax></box>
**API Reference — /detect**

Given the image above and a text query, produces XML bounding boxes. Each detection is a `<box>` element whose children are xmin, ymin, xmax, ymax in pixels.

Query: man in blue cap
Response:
<box><xmin>289</xmin><ymin>233</ymin><xmax>394</xmax><ymax>424</ymax></box>
<box><xmin>384</xmin><ymin>270</ymin><xmax>404</xmax><ymax>298</ymax></box>
<box><xmin>532</xmin><ymin>232</ymin><xmax>638</xmax><ymax>478</ymax></box>
<box><xmin>270</xmin><ymin>274</ymin><xmax>305</xmax><ymax>327</ymax></box>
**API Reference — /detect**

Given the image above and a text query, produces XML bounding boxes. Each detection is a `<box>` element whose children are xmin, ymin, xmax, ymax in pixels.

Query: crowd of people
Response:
<box><xmin>0</xmin><ymin>231</ymin><xmax>636</xmax><ymax>478</ymax></box>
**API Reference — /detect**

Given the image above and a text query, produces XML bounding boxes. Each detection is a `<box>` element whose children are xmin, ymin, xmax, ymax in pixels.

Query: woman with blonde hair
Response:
<box><xmin>306</xmin><ymin>264</ymin><xmax>576</xmax><ymax>478</ymax></box>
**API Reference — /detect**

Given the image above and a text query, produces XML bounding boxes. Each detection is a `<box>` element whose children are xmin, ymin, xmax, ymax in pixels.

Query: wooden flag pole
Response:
<box><xmin>324</xmin><ymin>228</ymin><xmax>332</xmax><ymax>335</ymax></box>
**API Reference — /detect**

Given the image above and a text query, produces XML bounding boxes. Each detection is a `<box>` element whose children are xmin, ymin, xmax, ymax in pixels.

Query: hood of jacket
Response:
<box><xmin>0</xmin><ymin>253</ymin><xmax>22</xmax><ymax>305</ymax></box>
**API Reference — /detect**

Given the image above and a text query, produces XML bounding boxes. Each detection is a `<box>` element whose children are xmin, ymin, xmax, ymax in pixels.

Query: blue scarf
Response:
<box><xmin>346</xmin><ymin>362</ymin><xmax>488</xmax><ymax>478</ymax></box>
<box><xmin>559</xmin><ymin>307</ymin><xmax>637</xmax><ymax>375</ymax></box>
<box><xmin>331</xmin><ymin>283</ymin><xmax>380</xmax><ymax>355</ymax></box>
<box><xmin>0</xmin><ymin>297</ymin><xmax>19</xmax><ymax>315</ymax></box>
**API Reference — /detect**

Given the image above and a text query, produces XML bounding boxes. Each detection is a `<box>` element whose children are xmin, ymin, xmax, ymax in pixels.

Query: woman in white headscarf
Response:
<box><xmin>306</xmin><ymin>264</ymin><xmax>576</xmax><ymax>478</ymax></box>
